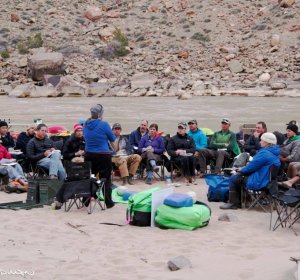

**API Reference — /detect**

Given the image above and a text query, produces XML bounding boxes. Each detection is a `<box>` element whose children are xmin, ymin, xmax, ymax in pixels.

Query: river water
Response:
<box><xmin>0</xmin><ymin>96</ymin><xmax>299</xmax><ymax>134</ymax></box>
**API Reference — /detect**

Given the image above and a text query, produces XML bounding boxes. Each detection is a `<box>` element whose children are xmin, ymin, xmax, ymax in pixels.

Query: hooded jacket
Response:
<box><xmin>167</xmin><ymin>133</ymin><xmax>196</xmax><ymax>158</ymax></box>
<box><xmin>187</xmin><ymin>128</ymin><xmax>207</xmax><ymax>151</ymax></box>
<box><xmin>129</xmin><ymin>127</ymin><xmax>149</xmax><ymax>153</ymax></box>
<box><xmin>62</xmin><ymin>134</ymin><xmax>85</xmax><ymax>160</ymax></box>
<box><xmin>84</xmin><ymin>119</ymin><xmax>115</xmax><ymax>153</ymax></box>
<box><xmin>138</xmin><ymin>134</ymin><xmax>165</xmax><ymax>155</ymax></box>
<box><xmin>240</xmin><ymin>145</ymin><xmax>280</xmax><ymax>190</ymax></box>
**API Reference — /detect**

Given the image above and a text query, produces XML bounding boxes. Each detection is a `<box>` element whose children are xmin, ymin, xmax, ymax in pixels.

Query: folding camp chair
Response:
<box><xmin>243</xmin><ymin>165</ymin><xmax>279</xmax><ymax>212</ymax></box>
<box><xmin>64</xmin><ymin>178</ymin><xmax>106</xmax><ymax>214</ymax></box>
<box><xmin>271</xmin><ymin>188</ymin><xmax>300</xmax><ymax>235</ymax></box>
<box><xmin>26</xmin><ymin>161</ymin><xmax>49</xmax><ymax>179</ymax></box>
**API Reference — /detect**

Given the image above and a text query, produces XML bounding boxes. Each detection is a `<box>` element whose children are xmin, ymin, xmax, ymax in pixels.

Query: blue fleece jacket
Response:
<box><xmin>138</xmin><ymin>134</ymin><xmax>164</xmax><ymax>154</ymax></box>
<box><xmin>187</xmin><ymin>129</ymin><xmax>207</xmax><ymax>150</ymax></box>
<box><xmin>240</xmin><ymin>145</ymin><xmax>280</xmax><ymax>190</ymax></box>
<box><xmin>84</xmin><ymin>119</ymin><xmax>115</xmax><ymax>153</ymax></box>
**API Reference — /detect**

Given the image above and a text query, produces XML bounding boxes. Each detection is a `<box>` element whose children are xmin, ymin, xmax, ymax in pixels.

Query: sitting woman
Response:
<box><xmin>220</xmin><ymin>132</ymin><xmax>280</xmax><ymax>210</ymax></box>
<box><xmin>0</xmin><ymin>140</ymin><xmax>28</xmax><ymax>191</ymax></box>
<box><xmin>138</xmin><ymin>123</ymin><xmax>164</xmax><ymax>185</ymax></box>
<box><xmin>167</xmin><ymin>122</ymin><xmax>196</xmax><ymax>185</ymax></box>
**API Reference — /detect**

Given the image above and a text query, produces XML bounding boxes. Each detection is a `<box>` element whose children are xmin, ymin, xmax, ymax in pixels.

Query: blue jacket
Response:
<box><xmin>187</xmin><ymin>129</ymin><xmax>207</xmax><ymax>150</ymax></box>
<box><xmin>15</xmin><ymin>132</ymin><xmax>34</xmax><ymax>154</ymax></box>
<box><xmin>84</xmin><ymin>119</ymin><xmax>115</xmax><ymax>153</ymax></box>
<box><xmin>240</xmin><ymin>145</ymin><xmax>280</xmax><ymax>190</ymax></box>
<box><xmin>138</xmin><ymin>134</ymin><xmax>164</xmax><ymax>155</ymax></box>
<box><xmin>129</xmin><ymin>127</ymin><xmax>148</xmax><ymax>152</ymax></box>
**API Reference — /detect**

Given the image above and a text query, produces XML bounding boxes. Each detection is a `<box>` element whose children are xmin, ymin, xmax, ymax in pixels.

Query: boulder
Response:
<box><xmin>28</xmin><ymin>52</ymin><xmax>64</xmax><ymax>81</ymax></box>
<box><xmin>130</xmin><ymin>73</ymin><xmax>157</xmax><ymax>91</ymax></box>
<box><xmin>87</xmin><ymin>82</ymin><xmax>110</xmax><ymax>97</ymax></box>
<box><xmin>228</xmin><ymin>60</ymin><xmax>244</xmax><ymax>73</ymax></box>
<box><xmin>84</xmin><ymin>6</ymin><xmax>102</xmax><ymax>22</ymax></box>
<box><xmin>55</xmin><ymin>76</ymin><xmax>86</xmax><ymax>96</ymax></box>
<box><xmin>270</xmin><ymin>81</ymin><xmax>287</xmax><ymax>90</ymax></box>
<box><xmin>178</xmin><ymin>91</ymin><xmax>192</xmax><ymax>100</ymax></box>
<box><xmin>8</xmin><ymin>83</ymin><xmax>35</xmax><ymax>98</ymax></box>
<box><xmin>280</xmin><ymin>0</ymin><xmax>295</xmax><ymax>8</ymax></box>
<box><xmin>259</xmin><ymin>73</ymin><xmax>271</xmax><ymax>82</ymax></box>
<box><xmin>270</xmin><ymin>34</ymin><xmax>280</xmax><ymax>47</ymax></box>
<box><xmin>33</xmin><ymin>84</ymin><xmax>60</xmax><ymax>97</ymax></box>
<box><xmin>191</xmin><ymin>80</ymin><xmax>205</xmax><ymax>95</ymax></box>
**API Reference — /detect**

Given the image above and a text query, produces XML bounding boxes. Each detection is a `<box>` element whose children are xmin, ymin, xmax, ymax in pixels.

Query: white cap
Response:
<box><xmin>261</xmin><ymin>132</ymin><xmax>277</xmax><ymax>145</ymax></box>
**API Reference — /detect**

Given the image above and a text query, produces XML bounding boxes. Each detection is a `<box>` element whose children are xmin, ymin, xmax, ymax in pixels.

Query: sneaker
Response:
<box><xmin>219</xmin><ymin>203</ymin><xmax>238</xmax><ymax>210</ymax></box>
<box><xmin>145</xmin><ymin>178</ymin><xmax>152</xmax><ymax>185</ymax></box>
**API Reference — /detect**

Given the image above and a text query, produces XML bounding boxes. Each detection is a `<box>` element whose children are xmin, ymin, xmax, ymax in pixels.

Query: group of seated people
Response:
<box><xmin>1</xmin><ymin>111</ymin><xmax>300</xmax><ymax>207</ymax></box>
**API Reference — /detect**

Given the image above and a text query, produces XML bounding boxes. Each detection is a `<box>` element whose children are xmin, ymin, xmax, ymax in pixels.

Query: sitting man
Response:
<box><xmin>0</xmin><ymin>121</ymin><xmax>15</xmax><ymax>150</ymax></box>
<box><xmin>26</xmin><ymin>124</ymin><xmax>66</xmax><ymax>181</ymax></box>
<box><xmin>197</xmin><ymin>118</ymin><xmax>240</xmax><ymax>175</ymax></box>
<box><xmin>111</xmin><ymin>123</ymin><xmax>141</xmax><ymax>185</ymax></box>
<box><xmin>220</xmin><ymin>132</ymin><xmax>280</xmax><ymax>209</ymax></box>
<box><xmin>15</xmin><ymin>125</ymin><xmax>36</xmax><ymax>154</ymax></box>
<box><xmin>62</xmin><ymin>124</ymin><xmax>85</xmax><ymax>162</ymax></box>
<box><xmin>0</xmin><ymin>140</ymin><xmax>28</xmax><ymax>191</ymax></box>
<box><xmin>187</xmin><ymin>119</ymin><xmax>207</xmax><ymax>152</ymax></box>
<box><xmin>244</xmin><ymin>121</ymin><xmax>267</xmax><ymax>156</ymax></box>
<box><xmin>129</xmin><ymin>120</ymin><xmax>149</xmax><ymax>153</ymax></box>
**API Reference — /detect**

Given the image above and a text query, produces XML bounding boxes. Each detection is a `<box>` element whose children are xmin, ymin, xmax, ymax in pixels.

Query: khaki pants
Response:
<box><xmin>112</xmin><ymin>154</ymin><xmax>141</xmax><ymax>177</ymax></box>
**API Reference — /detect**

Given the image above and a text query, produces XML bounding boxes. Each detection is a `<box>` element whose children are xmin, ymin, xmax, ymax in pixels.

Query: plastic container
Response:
<box><xmin>165</xmin><ymin>175</ymin><xmax>172</xmax><ymax>185</ymax></box>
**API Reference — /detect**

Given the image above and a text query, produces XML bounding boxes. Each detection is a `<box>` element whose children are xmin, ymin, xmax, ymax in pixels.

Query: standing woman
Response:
<box><xmin>167</xmin><ymin>122</ymin><xmax>196</xmax><ymax>185</ymax></box>
<box><xmin>84</xmin><ymin>104</ymin><xmax>116</xmax><ymax>208</ymax></box>
<box><xmin>138</xmin><ymin>123</ymin><xmax>164</xmax><ymax>185</ymax></box>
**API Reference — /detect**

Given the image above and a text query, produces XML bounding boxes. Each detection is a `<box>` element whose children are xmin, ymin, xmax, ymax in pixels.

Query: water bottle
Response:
<box><xmin>165</xmin><ymin>175</ymin><xmax>172</xmax><ymax>185</ymax></box>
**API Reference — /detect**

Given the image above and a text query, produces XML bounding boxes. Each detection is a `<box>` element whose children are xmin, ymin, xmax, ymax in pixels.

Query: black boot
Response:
<box><xmin>127</xmin><ymin>175</ymin><xmax>134</xmax><ymax>185</ymax></box>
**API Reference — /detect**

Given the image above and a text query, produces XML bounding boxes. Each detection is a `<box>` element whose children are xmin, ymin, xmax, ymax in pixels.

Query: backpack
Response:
<box><xmin>126</xmin><ymin>187</ymin><xmax>160</xmax><ymax>227</ymax></box>
<box><xmin>205</xmin><ymin>174</ymin><xmax>230</xmax><ymax>202</ymax></box>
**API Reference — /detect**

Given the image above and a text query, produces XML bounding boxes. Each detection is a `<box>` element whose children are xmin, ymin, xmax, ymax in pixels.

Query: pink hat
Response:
<box><xmin>73</xmin><ymin>124</ymin><xmax>83</xmax><ymax>132</ymax></box>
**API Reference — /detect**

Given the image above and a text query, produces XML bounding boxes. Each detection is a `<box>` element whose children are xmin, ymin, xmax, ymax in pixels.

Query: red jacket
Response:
<box><xmin>0</xmin><ymin>145</ymin><xmax>12</xmax><ymax>160</ymax></box>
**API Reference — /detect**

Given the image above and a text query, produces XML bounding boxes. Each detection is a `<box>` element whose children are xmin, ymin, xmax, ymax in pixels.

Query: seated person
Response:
<box><xmin>62</xmin><ymin>124</ymin><xmax>85</xmax><ymax>162</ymax></box>
<box><xmin>167</xmin><ymin>122</ymin><xmax>196</xmax><ymax>185</ymax></box>
<box><xmin>244</xmin><ymin>121</ymin><xmax>267</xmax><ymax>156</ymax></box>
<box><xmin>0</xmin><ymin>121</ymin><xmax>15</xmax><ymax>150</ymax></box>
<box><xmin>279</xmin><ymin>162</ymin><xmax>300</xmax><ymax>189</ymax></box>
<box><xmin>15</xmin><ymin>125</ymin><xmax>36</xmax><ymax>154</ymax></box>
<box><xmin>26</xmin><ymin>124</ymin><xmax>66</xmax><ymax>181</ymax></box>
<box><xmin>197</xmin><ymin>118</ymin><xmax>240</xmax><ymax>175</ymax></box>
<box><xmin>138</xmin><ymin>123</ymin><xmax>164</xmax><ymax>185</ymax></box>
<box><xmin>110</xmin><ymin>123</ymin><xmax>141</xmax><ymax>185</ymax></box>
<box><xmin>187</xmin><ymin>119</ymin><xmax>207</xmax><ymax>152</ymax></box>
<box><xmin>129</xmin><ymin>120</ymin><xmax>149</xmax><ymax>153</ymax></box>
<box><xmin>220</xmin><ymin>133</ymin><xmax>280</xmax><ymax>209</ymax></box>
<box><xmin>280</xmin><ymin>124</ymin><xmax>300</xmax><ymax>164</ymax></box>
<box><xmin>0</xmin><ymin>140</ymin><xmax>28</xmax><ymax>190</ymax></box>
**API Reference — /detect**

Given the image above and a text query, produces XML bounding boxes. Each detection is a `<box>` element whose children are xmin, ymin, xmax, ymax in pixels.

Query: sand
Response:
<box><xmin>0</xmin><ymin>176</ymin><xmax>299</xmax><ymax>280</ymax></box>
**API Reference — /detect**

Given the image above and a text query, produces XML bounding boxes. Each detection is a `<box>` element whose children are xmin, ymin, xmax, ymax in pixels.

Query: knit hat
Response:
<box><xmin>73</xmin><ymin>124</ymin><xmax>83</xmax><ymax>132</ymax></box>
<box><xmin>286</xmin><ymin>124</ymin><xmax>298</xmax><ymax>135</ymax></box>
<box><xmin>221</xmin><ymin>118</ymin><xmax>231</xmax><ymax>124</ymax></box>
<box><xmin>112</xmin><ymin>123</ymin><xmax>122</xmax><ymax>129</ymax></box>
<box><xmin>178</xmin><ymin>122</ymin><xmax>187</xmax><ymax>129</ymax></box>
<box><xmin>0</xmin><ymin>121</ymin><xmax>8</xmax><ymax>128</ymax></box>
<box><xmin>261</xmin><ymin>132</ymin><xmax>277</xmax><ymax>145</ymax></box>
<box><xmin>90</xmin><ymin>104</ymin><xmax>104</xmax><ymax>119</ymax></box>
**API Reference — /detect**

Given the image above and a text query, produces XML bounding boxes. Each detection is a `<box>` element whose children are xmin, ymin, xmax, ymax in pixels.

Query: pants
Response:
<box><xmin>173</xmin><ymin>156</ymin><xmax>195</xmax><ymax>177</ymax></box>
<box><xmin>85</xmin><ymin>152</ymin><xmax>114</xmax><ymax>207</ymax></box>
<box><xmin>0</xmin><ymin>163</ymin><xmax>25</xmax><ymax>181</ymax></box>
<box><xmin>141</xmin><ymin>151</ymin><xmax>161</xmax><ymax>171</ymax></box>
<box><xmin>197</xmin><ymin>148</ymin><xmax>230</xmax><ymax>173</ymax></box>
<box><xmin>38</xmin><ymin>152</ymin><xmax>66</xmax><ymax>181</ymax></box>
<box><xmin>112</xmin><ymin>154</ymin><xmax>141</xmax><ymax>177</ymax></box>
<box><xmin>228</xmin><ymin>173</ymin><xmax>248</xmax><ymax>205</ymax></box>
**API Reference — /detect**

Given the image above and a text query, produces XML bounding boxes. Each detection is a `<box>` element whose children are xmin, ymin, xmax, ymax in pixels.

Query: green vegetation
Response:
<box><xmin>191</xmin><ymin>32</ymin><xmax>210</xmax><ymax>42</ymax></box>
<box><xmin>0</xmin><ymin>49</ymin><xmax>9</xmax><ymax>59</ymax></box>
<box><xmin>16</xmin><ymin>33</ymin><xmax>43</xmax><ymax>54</ymax></box>
<box><xmin>112</xmin><ymin>27</ymin><xmax>129</xmax><ymax>57</ymax></box>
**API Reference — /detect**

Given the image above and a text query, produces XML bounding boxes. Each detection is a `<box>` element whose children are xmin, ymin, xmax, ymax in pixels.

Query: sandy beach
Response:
<box><xmin>0</xmin><ymin>175</ymin><xmax>299</xmax><ymax>280</ymax></box>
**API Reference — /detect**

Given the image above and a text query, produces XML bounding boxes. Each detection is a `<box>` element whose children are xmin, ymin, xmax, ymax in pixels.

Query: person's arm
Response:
<box><xmin>62</xmin><ymin>138</ymin><xmax>76</xmax><ymax>160</ymax></box>
<box><xmin>167</xmin><ymin>138</ymin><xmax>177</xmax><ymax>157</ymax></box>
<box><xmin>26</xmin><ymin>140</ymin><xmax>45</xmax><ymax>161</ymax></box>
<box><xmin>197</xmin><ymin>131</ymin><xmax>208</xmax><ymax>150</ymax></box>
<box><xmin>138</xmin><ymin>137</ymin><xmax>146</xmax><ymax>154</ymax></box>
<box><xmin>286</xmin><ymin>141</ymin><xmax>300</xmax><ymax>162</ymax></box>
<box><xmin>209</xmin><ymin>132</ymin><xmax>225</xmax><ymax>149</ymax></box>
<box><xmin>240</xmin><ymin>151</ymin><xmax>265</xmax><ymax>174</ymax></box>
<box><xmin>3</xmin><ymin>147</ymin><xmax>12</xmax><ymax>159</ymax></box>
<box><xmin>153</xmin><ymin>137</ymin><xmax>164</xmax><ymax>154</ymax></box>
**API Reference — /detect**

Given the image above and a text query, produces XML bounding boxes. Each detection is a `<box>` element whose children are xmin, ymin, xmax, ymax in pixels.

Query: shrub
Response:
<box><xmin>16</xmin><ymin>33</ymin><xmax>43</xmax><ymax>54</ymax></box>
<box><xmin>112</xmin><ymin>27</ymin><xmax>129</xmax><ymax>57</ymax></box>
<box><xmin>0</xmin><ymin>49</ymin><xmax>9</xmax><ymax>59</ymax></box>
<box><xmin>191</xmin><ymin>32</ymin><xmax>210</xmax><ymax>42</ymax></box>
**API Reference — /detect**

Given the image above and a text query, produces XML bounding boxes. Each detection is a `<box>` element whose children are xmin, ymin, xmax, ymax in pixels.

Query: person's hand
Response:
<box><xmin>44</xmin><ymin>150</ymin><xmax>51</xmax><ymax>157</ymax></box>
<box><xmin>224</xmin><ymin>143</ymin><xmax>229</xmax><ymax>148</ymax></box>
<box><xmin>253</xmin><ymin>131</ymin><xmax>260</xmax><ymax>138</ymax></box>
<box><xmin>280</xmin><ymin>157</ymin><xmax>288</xmax><ymax>162</ymax></box>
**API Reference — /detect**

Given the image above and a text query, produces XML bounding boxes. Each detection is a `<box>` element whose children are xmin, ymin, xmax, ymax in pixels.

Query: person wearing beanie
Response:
<box><xmin>15</xmin><ymin>125</ymin><xmax>36</xmax><ymax>155</ymax></box>
<box><xmin>62</xmin><ymin>124</ymin><xmax>85</xmax><ymax>162</ymax></box>
<box><xmin>280</xmin><ymin>124</ymin><xmax>300</xmax><ymax>164</ymax></box>
<box><xmin>0</xmin><ymin>121</ymin><xmax>15</xmax><ymax>150</ymax></box>
<box><xmin>84</xmin><ymin>104</ymin><xmax>116</xmax><ymax>209</ymax></box>
<box><xmin>220</xmin><ymin>132</ymin><xmax>280</xmax><ymax>210</ymax></box>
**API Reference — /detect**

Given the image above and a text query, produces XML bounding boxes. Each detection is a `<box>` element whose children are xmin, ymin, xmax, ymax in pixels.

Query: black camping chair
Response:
<box><xmin>242</xmin><ymin>165</ymin><xmax>279</xmax><ymax>213</ymax></box>
<box><xmin>63</xmin><ymin>178</ymin><xmax>106</xmax><ymax>214</ymax></box>
<box><xmin>271</xmin><ymin>188</ymin><xmax>300</xmax><ymax>235</ymax></box>
<box><xmin>26</xmin><ymin>161</ymin><xmax>49</xmax><ymax>179</ymax></box>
